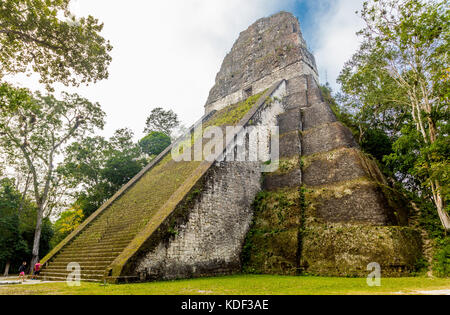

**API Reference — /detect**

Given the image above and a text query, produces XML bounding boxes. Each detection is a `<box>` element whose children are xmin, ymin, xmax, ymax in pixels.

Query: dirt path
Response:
<box><xmin>0</xmin><ymin>277</ymin><xmax>63</xmax><ymax>286</ymax></box>
<box><xmin>414</xmin><ymin>289</ymin><xmax>450</xmax><ymax>295</ymax></box>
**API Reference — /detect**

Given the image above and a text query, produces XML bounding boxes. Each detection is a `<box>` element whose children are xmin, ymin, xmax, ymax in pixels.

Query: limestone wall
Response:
<box><xmin>133</xmin><ymin>83</ymin><xmax>287</xmax><ymax>280</ymax></box>
<box><xmin>205</xmin><ymin>11</ymin><xmax>317</xmax><ymax>114</ymax></box>
<box><xmin>206</xmin><ymin>61</ymin><xmax>316</xmax><ymax>113</ymax></box>
<box><xmin>134</xmin><ymin>161</ymin><xmax>260</xmax><ymax>280</ymax></box>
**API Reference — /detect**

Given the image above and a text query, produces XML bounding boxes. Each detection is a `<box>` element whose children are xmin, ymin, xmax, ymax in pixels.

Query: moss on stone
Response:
<box><xmin>300</xmin><ymin>224</ymin><xmax>423</xmax><ymax>277</ymax></box>
<box><xmin>302</xmin><ymin>147</ymin><xmax>346</xmax><ymax>170</ymax></box>
<box><xmin>251</xmin><ymin>189</ymin><xmax>301</xmax><ymax>232</ymax></box>
<box><xmin>243</xmin><ymin>229</ymin><xmax>299</xmax><ymax>276</ymax></box>
<box><xmin>242</xmin><ymin>188</ymin><xmax>302</xmax><ymax>275</ymax></box>
<box><xmin>205</xmin><ymin>91</ymin><xmax>266</xmax><ymax>128</ymax></box>
<box><xmin>270</xmin><ymin>156</ymin><xmax>300</xmax><ymax>176</ymax></box>
<box><xmin>305</xmin><ymin>177</ymin><xmax>373</xmax><ymax>201</ymax></box>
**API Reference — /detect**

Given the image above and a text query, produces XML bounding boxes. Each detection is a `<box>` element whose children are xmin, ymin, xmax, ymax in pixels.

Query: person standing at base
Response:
<box><xmin>32</xmin><ymin>260</ymin><xmax>42</xmax><ymax>280</ymax></box>
<box><xmin>18</xmin><ymin>262</ymin><xmax>27</xmax><ymax>282</ymax></box>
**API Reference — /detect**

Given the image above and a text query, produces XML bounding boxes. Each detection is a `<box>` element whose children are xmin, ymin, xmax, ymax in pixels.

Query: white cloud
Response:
<box><xmin>7</xmin><ymin>0</ymin><xmax>363</xmax><ymax>139</ymax></box>
<box><xmin>308</xmin><ymin>0</ymin><xmax>365</xmax><ymax>91</ymax></box>
<box><xmin>7</xmin><ymin>0</ymin><xmax>292</xmax><ymax>140</ymax></box>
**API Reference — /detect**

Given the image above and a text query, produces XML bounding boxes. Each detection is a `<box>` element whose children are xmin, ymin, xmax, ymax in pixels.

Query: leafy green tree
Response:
<box><xmin>0</xmin><ymin>0</ymin><xmax>112</xmax><ymax>87</ymax></box>
<box><xmin>51</xmin><ymin>205</ymin><xmax>84</xmax><ymax>248</ymax></box>
<box><xmin>139</xmin><ymin>131</ymin><xmax>171</xmax><ymax>157</ymax></box>
<box><xmin>360</xmin><ymin>129</ymin><xmax>394</xmax><ymax>163</ymax></box>
<box><xmin>19</xmin><ymin>202</ymin><xmax>53</xmax><ymax>269</ymax></box>
<box><xmin>0</xmin><ymin>83</ymin><xmax>105</xmax><ymax>266</ymax></box>
<box><xmin>144</xmin><ymin>107</ymin><xmax>180</xmax><ymax>137</ymax></box>
<box><xmin>0</xmin><ymin>178</ymin><xmax>28</xmax><ymax>276</ymax></box>
<box><xmin>433</xmin><ymin>237</ymin><xmax>450</xmax><ymax>277</ymax></box>
<box><xmin>102</xmin><ymin>129</ymin><xmax>146</xmax><ymax>189</ymax></box>
<box><xmin>61</xmin><ymin>128</ymin><xmax>147</xmax><ymax>217</ymax></box>
<box><xmin>338</xmin><ymin>0</ymin><xmax>450</xmax><ymax>231</ymax></box>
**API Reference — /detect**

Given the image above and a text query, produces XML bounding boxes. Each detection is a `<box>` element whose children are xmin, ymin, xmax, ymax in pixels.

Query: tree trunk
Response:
<box><xmin>30</xmin><ymin>207</ymin><xmax>44</xmax><ymax>269</ymax></box>
<box><xmin>434</xmin><ymin>183</ymin><xmax>450</xmax><ymax>233</ymax></box>
<box><xmin>437</xmin><ymin>207</ymin><xmax>450</xmax><ymax>234</ymax></box>
<box><xmin>3</xmin><ymin>261</ymin><xmax>10</xmax><ymax>277</ymax></box>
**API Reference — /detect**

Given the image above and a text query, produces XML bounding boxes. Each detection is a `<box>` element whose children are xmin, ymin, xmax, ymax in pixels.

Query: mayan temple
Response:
<box><xmin>40</xmin><ymin>12</ymin><xmax>423</xmax><ymax>282</ymax></box>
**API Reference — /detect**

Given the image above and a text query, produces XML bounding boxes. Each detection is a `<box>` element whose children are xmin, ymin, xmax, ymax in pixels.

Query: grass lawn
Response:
<box><xmin>0</xmin><ymin>275</ymin><xmax>449</xmax><ymax>295</ymax></box>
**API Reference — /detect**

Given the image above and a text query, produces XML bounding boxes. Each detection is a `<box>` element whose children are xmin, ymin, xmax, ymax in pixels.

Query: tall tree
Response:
<box><xmin>50</xmin><ymin>205</ymin><xmax>84</xmax><ymax>248</ymax></box>
<box><xmin>144</xmin><ymin>107</ymin><xmax>180</xmax><ymax>137</ymax></box>
<box><xmin>0</xmin><ymin>178</ymin><xmax>28</xmax><ymax>276</ymax></box>
<box><xmin>0</xmin><ymin>83</ymin><xmax>105</xmax><ymax>265</ymax></box>
<box><xmin>61</xmin><ymin>128</ymin><xmax>146</xmax><ymax>217</ymax></box>
<box><xmin>139</xmin><ymin>131</ymin><xmax>171</xmax><ymax>157</ymax></box>
<box><xmin>0</xmin><ymin>0</ymin><xmax>112</xmax><ymax>88</ymax></box>
<box><xmin>338</xmin><ymin>0</ymin><xmax>449</xmax><ymax>231</ymax></box>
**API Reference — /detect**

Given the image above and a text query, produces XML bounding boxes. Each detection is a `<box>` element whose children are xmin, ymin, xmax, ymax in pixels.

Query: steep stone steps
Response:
<box><xmin>57</xmin><ymin>248</ymin><xmax>125</xmax><ymax>257</ymax></box>
<box><xmin>42</xmin><ymin>267</ymin><xmax>106</xmax><ymax>276</ymax></box>
<box><xmin>63</xmin><ymin>239</ymin><xmax>133</xmax><ymax>248</ymax></box>
<box><xmin>66</xmin><ymin>233</ymin><xmax>138</xmax><ymax>245</ymax></box>
<box><xmin>47</xmin><ymin>262</ymin><xmax>112</xmax><ymax>269</ymax></box>
<box><xmin>72</xmin><ymin>235</ymin><xmax>138</xmax><ymax>245</ymax></box>
<box><xmin>76</xmin><ymin>224</ymin><xmax>141</xmax><ymax>235</ymax></box>
<box><xmin>41</xmin><ymin>91</ymin><xmax>268</xmax><ymax>283</ymax></box>
<box><xmin>39</xmin><ymin>272</ymin><xmax>104</xmax><ymax>282</ymax></box>
<box><xmin>75</xmin><ymin>224</ymin><xmax>139</xmax><ymax>235</ymax></box>
<box><xmin>67</xmin><ymin>234</ymin><xmax>136</xmax><ymax>244</ymax></box>
<box><xmin>55</xmin><ymin>248</ymin><xmax>125</xmax><ymax>257</ymax></box>
<box><xmin>60</xmin><ymin>245</ymin><xmax>130</xmax><ymax>253</ymax></box>
<box><xmin>48</xmin><ymin>255</ymin><xmax>116</xmax><ymax>262</ymax></box>
<box><xmin>60</xmin><ymin>241</ymin><xmax>133</xmax><ymax>250</ymax></box>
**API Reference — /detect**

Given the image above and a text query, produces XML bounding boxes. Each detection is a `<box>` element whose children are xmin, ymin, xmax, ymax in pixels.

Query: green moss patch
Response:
<box><xmin>302</xmin><ymin>176</ymin><xmax>410</xmax><ymax>226</ymax></box>
<box><xmin>243</xmin><ymin>229</ymin><xmax>299</xmax><ymax>276</ymax></box>
<box><xmin>242</xmin><ymin>189</ymin><xmax>302</xmax><ymax>275</ymax></box>
<box><xmin>301</xmin><ymin>147</ymin><xmax>351</xmax><ymax>170</ymax></box>
<box><xmin>305</xmin><ymin>177</ymin><xmax>375</xmax><ymax>199</ymax></box>
<box><xmin>205</xmin><ymin>91</ymin><xmax>267</xmax><ymax>128</ymax></box>
<box><xmin>251</xmin><ymin>189</ymin><xmax>301</xmax><ymax>232</ymax></box>
<box><xmin>269</xmin><ymin>156</ymin><xmax>300</xmax><ymax>176</ymax></box>
<box><xmin>300</xmin><ymin>224</ymin><xmax>423</xmax><ymax>277</ymax></box>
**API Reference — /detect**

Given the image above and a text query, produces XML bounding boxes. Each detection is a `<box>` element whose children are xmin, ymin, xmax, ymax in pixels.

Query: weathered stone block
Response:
<box><xmin>284</xmin><ymin>92</ymin><xmax>307</xmax><ymax>110</ymax></box>
<box><xmin>303</xmin><ymin>148</ymin><xmax>369</xmax><ymax>187</ymax></box>
<box><xmin>264</xmin><ymin>168</ymin><xmax>302</xmax><ymax>191</ymax></box>
<box><xmin>306</xmin><ymin>74</ymin><xmax>323</xmax><ymax>105</ymax></box>
<box><xmin>286</xmin><ymin>75</ymin><xmax>307</xmax><ymax>95</ymax></box>
<box><xmin>300</xmin><ymin>224</ymin><xmax>423</xmax><ymax>277</ymax></box>
<box><xmin>279</xmin><ymin>131</ymin><xmax>301</xmax><ymax>158</ymax></box>
<box><xmin>243</xmin><ymin>229</ymin><xmax>299</xmax><ymax>275</ymax></box>
<box><xmin>278</xmin><ymin>108</ymin><xmax>301</xmax><ymax>134</ymax></box>
<box><xmin>305</xmin><ymin>178</ymin><xmax>399</xmax><ymax>225</ymax></box>
<box><xmin>301</xmin><ymin>122</ymin><xmax>358</xmax><ymax>156</ymax></box>
<box><xmin>301</xmin><ymin>102</ymin><xmax>337</xmax><ymax>130</ymax></box>
<box><xmin>252</xmin><ymin>188</ymin><xmax>301</xmax><ymax>231</ymax></box>
<box><xmin>205</xmin><ymin>12</ymin><xmax>317</xmax><ymax>107</ymax></box>
<box><xmin>134</xmin><ymin>161</ymin><xmax>262</xmax><ymax>281</ymax></box>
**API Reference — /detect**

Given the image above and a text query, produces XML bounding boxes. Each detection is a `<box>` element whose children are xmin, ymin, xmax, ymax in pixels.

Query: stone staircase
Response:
<box><xmin>41</xmin><ymin>218</ymin><xmax>143</xmax><ymax>281</ymax></box>
<box><xmin>40</xmin><ymin>90</ymin><xmax>272</xmax><ymax>282</ymax></box>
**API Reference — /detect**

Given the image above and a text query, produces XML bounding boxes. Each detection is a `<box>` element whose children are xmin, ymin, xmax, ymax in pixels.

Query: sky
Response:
<box><xmin>7</xmin><ymin>0</ymin><xmax>366</xmax><ymax>141</ymax></box>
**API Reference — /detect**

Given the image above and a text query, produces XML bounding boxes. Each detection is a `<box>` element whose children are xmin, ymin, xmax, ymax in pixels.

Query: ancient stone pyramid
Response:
<box><xmin>41</xmin><ymin>12</ymin><xmax>422</xmax><ymax>282</ymax></box>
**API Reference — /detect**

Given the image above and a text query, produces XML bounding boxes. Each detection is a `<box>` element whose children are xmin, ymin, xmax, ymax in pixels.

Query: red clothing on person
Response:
<box><xmin>34</xmin><ymin>263</ymin><xmax>42</xmax><ymax>272</ymax></box>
